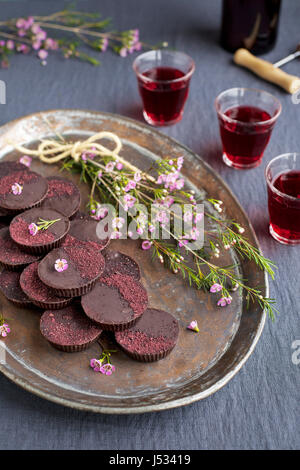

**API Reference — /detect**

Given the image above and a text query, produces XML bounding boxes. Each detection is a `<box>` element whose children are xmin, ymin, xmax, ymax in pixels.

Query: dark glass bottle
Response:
<box><xmin>220</xmin><ymin>0</ymin><xmax>281</xmax><ymax>55</ymax></box>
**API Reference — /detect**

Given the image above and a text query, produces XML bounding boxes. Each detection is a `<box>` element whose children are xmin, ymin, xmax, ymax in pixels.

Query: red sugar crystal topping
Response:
<box><xmin>64</xmin><ymin>244</ymin><xmax>104</xmax><ymax>281</ymax></box>
<box><xmin>63</xmin><ymin>234</ymin><xmax>103</xmax><ymax>252</ymax></box>
<box><xmin>41</xmin><ymin>306</ymin><xmax>101</xmax><ymax>346</ymax></box>
<box><xmin>0</xmin><ymin>229</ymin><xmax>38</xmax><ymax>263</ymax></box>
<box><xmin>21</xmin><ymin>262</ymin><xmax>66</xmax><ymax>302</ymax></box>
<box><xmin>117</xmin><ymin>330</ymin><xmax>174</xmax><ymax>355</ymax></box>
<box><xmin>0</xmin><ymin>171</ymin><xmax>37</xmax><ymax>195</ymax></box>
<box><xmin>47</xmin><ymin>180</ymin><xmax>74</xmax><ymax>198</ymax></box>
<box><xmin>101</xmin><ymin>274</ymin><xmax>148</xmax><ymax>316</ymax></box>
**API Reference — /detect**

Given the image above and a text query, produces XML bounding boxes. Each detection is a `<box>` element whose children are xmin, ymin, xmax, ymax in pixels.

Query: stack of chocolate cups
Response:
<box><xmin>0</xmin><ymin>162</ymin><xmax>179</xmax><ymax>362</ymax></box>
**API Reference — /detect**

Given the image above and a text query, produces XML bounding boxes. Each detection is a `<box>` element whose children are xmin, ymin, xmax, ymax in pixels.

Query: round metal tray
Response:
<box><xmin>0</xmin><ymin>110</ymin><xmax>267</xmax><ymax>413</ymax></box>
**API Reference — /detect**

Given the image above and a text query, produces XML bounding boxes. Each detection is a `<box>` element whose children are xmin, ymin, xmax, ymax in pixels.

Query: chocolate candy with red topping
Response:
<box><xmin>41</xmin><ymin>176</ymin><xmax>81</xmax><ymax>218</ymax></box>
<box><xmin>0</xmin><ymin>227</ymin><xmax>40</xmax><ymax>271</ymax></box>
<box><xmin>115</xmin><ymin>308</ymin><xmax>179</xmax><ymax>362</ymax></box>
<box><xmin>20</xmin><ymin>262</ymin><xmax>72</xmax><ymax>310</ymax></box>
<box><xmin>9</xmin><ymin>208</ymin><xmax>70</xmax><ymax>254</ymax></box>
<box><xmin>0</xmin><ymin>170</ymin><xmax>48</xmax><ymax>213</ymax></box>
<box><xmin>0</xmin><ymin>162</ymin><xmax>30</xmax><ymax>217</ymax></box>
<box><xmin>63</xmin><ymin>212</ymin><xmax>110</xmax><ymax>252</ymax></box>
<box><xmin>0</xmin><ymin>269</ymin><xmax>31</xmax><ymax>307</ymax></box>
<box><xmin>81</xmin><ymin>274</ymin><xmax>148</xmax><ymax>331</ymax></box>
<box><xmin>38</xmin><ymin>242</ymin><xmax>105</xmax><ymax>297</ymax></box>
<box><xmin>40</xmin><ymin>304</ymin><xmax>103</xmax><ymax>352</ymax></box>
<box><xmin>102</xmin><ymin>250</ymin><xmax>141</xmax><ymax>280</ymax></box>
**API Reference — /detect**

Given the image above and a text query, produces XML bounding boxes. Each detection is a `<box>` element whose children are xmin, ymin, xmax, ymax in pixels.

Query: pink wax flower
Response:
<box><xmin>100</xmin><ymin>38</ymin><xmax>108</xmax><ymax>52</ymax></box>
<box><xmin>110</xmin><ymin>231</ymin><xmax>122</xmax><ymax>239</ymax></box>
<box><xmin>119</xmin><ymin>47</ymin><xmax>127</xmax><ymax>57</ymax></box>
<box><xmin>112</xmin><ymin>217</ymin><xmax>125</xmax><ymax>229</ymax></box>
<box><xmin>105</xmin><ymin>161</ymin><xmax>115</xmax><ymax>172</ymax></box>
<box><xmin>142</xmin><ymin>240</ymin><xmax>152</xmax><ymax>250</ymax></box>
<box><xmin>11</xmin><ymin>183</ymin><xmax>23</xmax><ymax>195</ymax></box>
<box><xmin>134</xmin><ymin>171</ymin><xmax>142</xmax><ymax>182</ymax></box>
<box><xmin>116</xmin><ymin>162</ymin><xmax>123</xmax><ymax>170</ymax></box>
<box><xmin>90</xmin><ymin>358</ymin><xmax>102</xmax><ymax>372</ymax></box>
<box><xmin>124</xmin><ymin>180</ymin><xmax>136</xmax><ymax>192</ymax></box>
<box><xmin>100</xmin><ymin>363</ymin><xmax>115</xmax><ymax>376</ymax></box>
<box><xmin>32</xmin><ymin>40</ymin><xmax>41</xmax><ymax>50</ymax></box>
<box><xmin>0</xmin><ymin>323</ymin><xmax>10</xmax><ymax>337</ymax></box>
<box><xmin>16</xmin><ymin>18</ymin><xmax>27</xmax><ymax>29</ymax></box>
<box><xmin>163</xmin><ymin>196</ymin><xmax>174</xmax><ymax>208</ymax></box>
<box><xmin>6</xmin><ymin>40</ymin><xmax>15</xmax><ymax>50</ymax></box>
<box><xmin>38</xmin><ymin>49</ymin><xmax>48</xmax><ymax>60</ymax></box>
<box><xmin>19</xmin><ymin>155</ymin><xmax>32</xmax><ymax>167</ymax></box>
<box><xmin>95</xmin><ymin>205</ymin><xmax>108</xmax><ymax>220</ymax></box>
<box><xmin>28</xmin><ymin>223</ymin><xmax>38</xmax><ymax>236</ymax></box>
<box><xmin>177</xmin><ymin>156</ymin><xmax>184</xmax><ymax>170</ymax></box>
<box><xmin>210</xmin><ymin>283</ymin><xmax>223</xmax><ymax>293</ymax></box>
<box><xmin>187</xmin><ymin>320</ymin><xmax>199</xmax><ymax>333</ymax></box>
<box><xmin>217</xmin><ymin>296</ymin><xmax>232</xmax><ymax>307</ymax></box>
<box><xmin>194</xmin><ymin>212</ymin><xmax>204</xmax><ymax>223</ymax></box>
<box><xmin>54</xmin><ymin>258</ymin><xmax>68</xmax><ymax>272</ymax></box>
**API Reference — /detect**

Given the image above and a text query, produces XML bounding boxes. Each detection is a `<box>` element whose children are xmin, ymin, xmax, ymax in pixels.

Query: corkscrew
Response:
<box><xmin>233</xmin><ymin>44</ymin><xmax>300</xmax><ymax>94</ymax></box>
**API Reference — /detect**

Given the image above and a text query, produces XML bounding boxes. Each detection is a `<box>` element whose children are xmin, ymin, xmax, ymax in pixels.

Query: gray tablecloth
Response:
<box><xmin>0</xmin><ymin>0</ymin><xmax>299</xmax><ymax>450</ymax></box>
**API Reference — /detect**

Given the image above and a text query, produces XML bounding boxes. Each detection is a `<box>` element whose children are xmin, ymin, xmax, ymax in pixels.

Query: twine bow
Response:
<box><xmin>13</xmin><ymin>131</ymin><xmax>122</xmax><ymax>164</ymax></box>
<box><xmin>12</xmin><ymin>130</ymin><xmax>156</xmax><ymax>183</ymax></box>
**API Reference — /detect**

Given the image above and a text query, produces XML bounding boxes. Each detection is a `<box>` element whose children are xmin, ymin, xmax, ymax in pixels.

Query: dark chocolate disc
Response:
<box><xmin>9</xmin><ymin>208</ymin><xmax>70</xmax><ymax>254</ymax></box>
<box><xmin>0</xmin><ymin>227</ymin><xmax>40</xmax><ymax>271</ymax></box>
<box><xmin>40</xmin><ymin>304</ymin><xmax>102</xmax><ymax>352</ymax></box>
<box><xmin>0</xmin><ymin>269</ymin><xmax>31</xmax><ymax>307</ymax></box>
<box><xmin>63</xmin><ymin>212</ymin><xmax>110</xmax><ymax>252</ymax></box>
<box><xmin>38</xmin><ymin>243</ymin><xmax>105</xmax><ymax>297</ymax></box>
<box><xmin>20</xmin><ymin>262</ymin><xmax>72</xmax><ymax>310</ymax></box>
<box><xmin>115</xmin><ymin>308</ymin><xmax>179</xmax><ymax>362</ymax></box>
<box><xmin>81</xmin><ymin>274</ymin><xmax>148</xmax><ymax>331</ymax></box>
<box><xmin>0</xmin><ymin>169</ymin><xmax>48</xmax><ymax>212</ymax></box>
<box><xmin>102</xmin><ymin>250</ymin><xmax>141</xmax><ymax>280</ymax></box>
<box><xmin>41</xmin><ymin>176</ymin><xmax>81</xmax><ymax>218</ymax></box>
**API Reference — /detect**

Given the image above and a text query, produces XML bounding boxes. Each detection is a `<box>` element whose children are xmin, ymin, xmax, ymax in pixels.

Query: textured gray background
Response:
<box><xmin>0</xmin><ymin>0</ymin><xmax>299</xmax><ymax>450</ymax></box>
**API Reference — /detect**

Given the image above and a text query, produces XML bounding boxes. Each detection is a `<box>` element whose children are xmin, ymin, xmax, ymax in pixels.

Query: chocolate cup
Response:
<box><xmin>26</xmin><ymin>296</ymin><xmax>73</xmax><ymax>310</ymax></box>
<box><xmin>38</xmin><ymin>245</ymin><xmax>105</xmax><ymax>298</ymax></box>
<box><xmin>117</xmin><ymin>344</ymin><xmax>176</xmax><ymax>362</ymax></box>
<box><xmin>92</xmin><ymin>316</ymin><xmax>141</xmax><ymax>333</ymax></box>
<box><xmin>0</xmin><ymin>170</ymin><xmax>48</xmax><ymax>214</ymax></box>
<box><xmin>45</xmin><ymin>336</ymin><xmax>100</xmax><ymax>353</ymax></box>
<box><xmin>115</xmin><ymin>308</ymin><xmax>179</xmax><ymax>362</ymax></box>
<box><xmin>0</xmin><ymin>261</ymin><xmax>30</xmax><ymax>272</ymax></box>
<box><xmin>42</xmin><ymin>176</ymin><xmax>81</xmax><ymax>219</ymax></box>
<box><xmin>81</xmin><ymin>275</ymin><xmax>148</xmax><ymax>332</ymax></box>
<box><xmin>65</xmin><ymin>213</ymin><xmax>110</xmax><ymax>251</ymax></box>
<box><xmin>53</xmin><ymin>279</ymin><xmax>98</xmax><ymax>299</ymax></box>
<box><xmin>102</xmin><ymin>250</ymin><xmax>141</xmax><ymax>280</ymax></box>
<box><xmin>0</xmin><ymin>227</ymin><xmax>40</xmax><ymax>271</ymax></box>
<box><xmin>20</xmin><ymin>262</ymin><xmax>73</xmax><ymax>310</ymax></box>
<box><xmin>9</xmin><ymin>208</ymin><xmax>70</xmax><ymax>255</ymax></box>
<box><xmin>40</xmin><ymin>305</ymin><xmax>103</xmax><ymax>353</ymax></box>
<box><xmin>0</xmin><ymin>269</ymin><xmax>32</xmax><ymax>307</ymax></box>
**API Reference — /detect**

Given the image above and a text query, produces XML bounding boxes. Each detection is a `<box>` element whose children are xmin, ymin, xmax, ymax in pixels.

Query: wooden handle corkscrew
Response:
<box><xmin>234</xmin><ymin>48</ymin><xmax>300</xmax><ymax>94</ymax></box>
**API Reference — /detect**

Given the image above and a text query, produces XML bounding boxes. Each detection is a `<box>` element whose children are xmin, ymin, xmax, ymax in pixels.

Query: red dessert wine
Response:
<box><xmin>218</xmin><ymin>105</ymin><xmax>273</xmax><ymax>169</ymax></box>
<box><xmin>137</xmin><ymin>67</ymin><xmax>190</xmax><ymax>126</ymax></box>
<box><xmin>268</xmin><ymin>170</ymin><xmax>300</xmax><ymax>243</ymax></box>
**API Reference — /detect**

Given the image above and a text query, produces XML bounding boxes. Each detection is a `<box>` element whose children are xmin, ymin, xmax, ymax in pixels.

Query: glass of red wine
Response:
<box><xmin>266</xmin><ymin>153</ymin><xmax>300</xmax><ymax>245</ymax></box>
<box><xmin>215</xmin><ymin>88</ymin><xmax>281</xmax><ymax>169</ymax></box>
<box><xmin>133</xmin><ymin>50</ymin><xmax>195</xmax><ymax>126</ymax></box>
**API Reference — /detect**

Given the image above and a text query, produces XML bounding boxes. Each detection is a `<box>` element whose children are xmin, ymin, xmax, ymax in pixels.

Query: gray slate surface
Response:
<box><xmin>0</xmin><ymin>0</ymin><xmax>299</xmax><ymax>450</ymax></box>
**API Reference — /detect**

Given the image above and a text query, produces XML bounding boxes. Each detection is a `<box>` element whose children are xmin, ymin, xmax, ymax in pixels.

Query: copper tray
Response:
<box><xmin>0</xmin><ymin>110</ymin><xmax>267</xmax><ymax>413</ymax></box>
